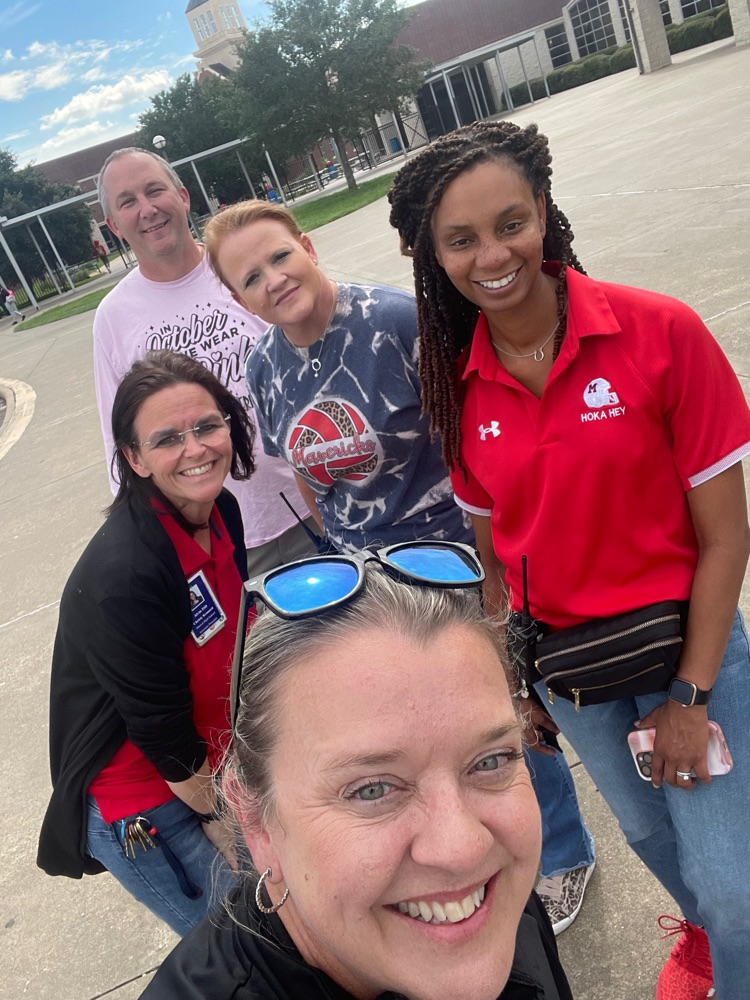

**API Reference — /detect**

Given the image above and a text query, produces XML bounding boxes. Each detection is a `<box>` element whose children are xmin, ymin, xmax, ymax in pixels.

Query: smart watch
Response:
<box><xmin>668</xmin><ymin>677</ymin><xmax>712</xmax><ymax>707</ymax></box>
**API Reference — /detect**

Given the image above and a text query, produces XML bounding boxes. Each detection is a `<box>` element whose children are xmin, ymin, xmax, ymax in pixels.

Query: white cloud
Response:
<box><xmin>82</xmin><ymin>67</ymin><xmax>107</xmax><ymax>83</ymax></box>
<box><xmin>0</xmin><ymin>128</ymin><xmax>28</xmax><ymax>142</ymax></box>
<box><xmin>1</xmin><ymin>49</ymin><xmax>13</xmax><ymax>63</ymax></box>
<box><xmin>34</xmin><ymin>120</ymin><xmax>119</xmax><ymax>157</ymax></box>
<box><xmin>35</xmin><ymin>63</ymin><xmax>72</xmax><ymax>90</ymax></box>
<box><xmin>4</xmin><ymin>1</ymin><xmax>41</xmax><ymax>27</ymax></box>
<box><xmin>0</xmin><ymin>69</ymin><xmax>30</xmax><ymax>101</ymax></box>
<box><xmin>40</xmin><ymin>70</ymin><xmax>173</xmax><ymax>130</ymax></box>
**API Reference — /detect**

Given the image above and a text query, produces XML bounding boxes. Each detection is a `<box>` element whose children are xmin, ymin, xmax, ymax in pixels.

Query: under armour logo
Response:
<box><xmin>478</xmin><ymin>422</ymin><xmax>500</xmax><ymax>440</ymax></box>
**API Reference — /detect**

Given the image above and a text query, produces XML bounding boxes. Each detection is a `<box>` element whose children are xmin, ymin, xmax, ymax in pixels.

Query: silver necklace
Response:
<box><xmin>490</xmin><ymin>326</ymin><xmax>558</xmax><ymax>363</ymax></box>
<box><xmin>306</xmin><ymin>281</ymin><xmax>338</xmax><ymax>378</ymax></box>
<box><xmin>490</xmin><ymin>279</ymin><xmax>568</xmax><ymax>363</ymax></box>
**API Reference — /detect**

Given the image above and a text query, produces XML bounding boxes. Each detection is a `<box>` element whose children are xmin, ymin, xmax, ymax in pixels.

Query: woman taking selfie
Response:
<box><xmin>143</xmin><ymin>542</ymin><xmax>573</xmax><ymax>1000</ymax></box>
<box><xmin>38</xmin><ymin>350</ymin><xmax>254</xmax><ymax>935</ymax></box>
<box><xmin>388</xmin><ymin>120</ymin><xmax>750</xmax><ymax>999</ymax></box>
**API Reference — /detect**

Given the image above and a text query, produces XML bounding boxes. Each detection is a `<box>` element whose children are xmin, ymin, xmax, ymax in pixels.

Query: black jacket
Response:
<box><xmin>37</xmin><ymin>490</ymin><xmax>246</xmax><ymax>879</ymax></box>
<box><xmin>141</xmin><ymin>886</ymin><xmax>572</xmax><ymax>1000</ymax></box>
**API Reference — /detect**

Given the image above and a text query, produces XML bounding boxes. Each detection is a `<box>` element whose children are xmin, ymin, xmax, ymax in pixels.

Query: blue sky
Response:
<box><xmin>1</xmin><ymin>0</ymin><xmax>268</xmax><ymax>166</ymax></box>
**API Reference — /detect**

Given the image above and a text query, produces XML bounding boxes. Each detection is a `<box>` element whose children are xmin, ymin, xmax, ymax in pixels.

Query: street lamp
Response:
<box><xmin>152</xmin><ymin>135</ymin><xmax>167</xmax><ymax>157</ymax></box>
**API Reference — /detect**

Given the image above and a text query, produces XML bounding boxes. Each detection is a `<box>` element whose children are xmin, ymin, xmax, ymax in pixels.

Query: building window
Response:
<box><xmin>193</xmin><ymin>16</ymin><xmax>205</xmax><ymax>40</ymax></box>
<box><xmin>681</xmin><ymin>0</ymin><xmax>724</xmax><ymax>15</ymax></box>
<box><xmin>569</xmin><ymin>0</ymin><xmax>617</xmax><ymax>57</ymax></box>
<box><xmin>545</xmin><ymin>21</ymin><xmax>573</xmax><ymax>67</ymax></box>
<box><xmin>220</xmin><ymin>4</ymin><xmax>240</xmax><ymax>29</ymax></box>
<box><xmin>659</xmin><ymin>0</ymin><xmax>672</xmax><ymax>25</ymax></box>
<box><xmin>206</xmin><ymin>10</ymin><xmax>219</xmax><ymax>34</ymax></box>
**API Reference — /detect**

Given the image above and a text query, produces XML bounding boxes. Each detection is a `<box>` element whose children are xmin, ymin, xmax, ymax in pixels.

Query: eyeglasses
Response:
<box><xmin>230</xmin><ymin>541</ymin><xmax>485</xmax><ymax>728</ymax></box>
<box><xmin>134</xmin><ymin>414</ymin><xmax>231</xmax><ymax>451</ymax></box>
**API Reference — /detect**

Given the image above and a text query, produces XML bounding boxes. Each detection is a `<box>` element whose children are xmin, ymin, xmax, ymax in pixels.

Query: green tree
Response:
<box><xmin>135</xmin><ymin>74</ymin><xmax>262</xmax><ymax>209</ymax></box>
<box><xmin>228</xmin><ymin>0</ymin><xmax>428</xmax><ymax>190</ymax></box>
<box><xmin>0</xmin><ymin>149</ymin><xmax>95</xmax><ymax>292</ymax></box>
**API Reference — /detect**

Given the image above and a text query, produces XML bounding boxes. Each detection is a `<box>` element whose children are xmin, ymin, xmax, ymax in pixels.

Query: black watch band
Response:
<box><xmin>668</xmin><ymin>677</ymin><xmax>712</xmax><ymax>707</ymax></box>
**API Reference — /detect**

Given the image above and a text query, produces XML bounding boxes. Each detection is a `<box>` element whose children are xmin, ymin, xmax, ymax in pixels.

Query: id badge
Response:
<box><xmin>187</xmin><ymin>569</ymin><xmax>227</xmax><ymax>646</ymax></box>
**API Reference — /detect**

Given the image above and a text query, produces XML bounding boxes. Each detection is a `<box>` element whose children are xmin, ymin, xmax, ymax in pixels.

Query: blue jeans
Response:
<box><xmin>535</xmin><ymin>611</ymin><xmax>750</xmax><ymax>999</ymax></box>
<box><xmin>528</xmin><ymin>746</ymin><xmax>595</xmax><ymax>878</ymax></box>
<box><xmin>86</xmin><ymin>796</ymin><xmax>238</xmax><ymax>937</ymax></box>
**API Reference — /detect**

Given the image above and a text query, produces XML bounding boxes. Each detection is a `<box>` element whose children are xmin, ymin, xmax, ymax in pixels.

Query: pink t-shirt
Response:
<box><xmin>93</xmin><ymin>253</ymin><xmax>309</xmax><ymax>548</ymax></box>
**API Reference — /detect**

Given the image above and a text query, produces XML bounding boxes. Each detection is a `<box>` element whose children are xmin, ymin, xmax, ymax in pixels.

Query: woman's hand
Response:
<box><xmin>202</xmin><ymin>816</ymin><xmax>239</xmax><ymax>871</ymax></box>
<box><xmin>636</xmin><ymin>702</ymin><xmax>711</xmax><ymax>789</ymax></box>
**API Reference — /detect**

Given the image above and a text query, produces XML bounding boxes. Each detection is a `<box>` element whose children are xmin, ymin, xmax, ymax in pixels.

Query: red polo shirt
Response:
<box><xmin>90</xmin><ymin>506</ymin><xmax>242</xmax><ymax>822</ymax></box>
<box><xmin>451</xmin><ymin>264</ymin><xmax>750</xmax><ymax>629</ymax></box>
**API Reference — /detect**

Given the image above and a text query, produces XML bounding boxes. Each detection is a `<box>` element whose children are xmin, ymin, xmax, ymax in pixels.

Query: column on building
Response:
<box><xmin>629</xmin><ymin>0</ymin><xmax>672</xmax><ymax>71</ymax></box>
<box><xmin>727</xmin><ymin>0</ymin><xmax>750</xmax><ymax>45</ymax></box>
<box><xmin>667</xmin><ymin>0</ymin><xmax>684</xmax><ymax>24</ymax></box>
<box><xmin>562</xmin><ymin>5</ymin><xmax>582</xmax><ymax>61</ymax></box>
<box><xmin>607</xmin><ymin>0</ymin><xmax>629</xmax><ymax>45</ymax></box>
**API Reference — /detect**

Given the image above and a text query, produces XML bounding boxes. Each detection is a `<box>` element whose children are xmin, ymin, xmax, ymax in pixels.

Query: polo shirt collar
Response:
<box><xmin>461</xmin><ymin>261</ymin><xmax>621</xmax><ymax>385</ymax></box>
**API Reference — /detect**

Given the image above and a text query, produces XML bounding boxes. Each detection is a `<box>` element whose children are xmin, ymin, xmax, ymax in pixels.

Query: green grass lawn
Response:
<box><xmin>291</xmin><ymin>173</ymin><xmax>394</xmax><ymax>232</ymax></box>
<box><xmin>15</xmin><ymin>286</ymin><xmax>112</xmax><ymax>330</ymax></box>
<box><xmin>15</xmin><ymin>172</ymin><xmax>395</xmax><ymax>330</ymax></box>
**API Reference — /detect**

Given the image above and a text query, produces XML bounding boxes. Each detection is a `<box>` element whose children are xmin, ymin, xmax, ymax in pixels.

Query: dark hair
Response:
<box><xmin>388</xmin><ymin>120</ymin><xmax>586</xmax><ymax>471</ymax></box>
<box><xmin>108</xmin><ymin>350</ymin><xmax>255</xmax><ymax>530</ymax></box>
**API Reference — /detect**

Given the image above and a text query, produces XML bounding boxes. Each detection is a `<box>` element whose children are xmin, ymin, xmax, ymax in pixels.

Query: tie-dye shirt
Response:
<box><xmin>246</xmin><ymin>283</ymin><xmax>471</xmax><ymax>553</ymax></box>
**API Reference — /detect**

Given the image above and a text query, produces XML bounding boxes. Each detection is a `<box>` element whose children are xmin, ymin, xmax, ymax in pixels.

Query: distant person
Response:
<box><xmin>92</xmin><ymin>239</ymin><xmax>111</xmax><ymax>273</ymax></box>
<box><xmin>389</xmin><ymin>119</ymin><xmax>750</xmax><ymax>1000</ymax></box>
<box><xmin>204</xmin><ymin>199</ymin><xmax>596</xmax><ymax>937</ymax></box>
<box><xmin>93</xmin><ymin>148</ymin><xmax>317</xmax><ymax>575</ymax></box>
<box><xmin>4</xmin><ymin>287</ymin><xmax>25</xmax><ymax>324</ymax></box>
<box><xmin>38</xmin><ymin>351</ymin><xmax>254</xmax><ymax>934</ymax></box>
<box><xmin>142</xmin><ymin>544</ymin><xmax>573</xmax><ymax>1000</ymax></box>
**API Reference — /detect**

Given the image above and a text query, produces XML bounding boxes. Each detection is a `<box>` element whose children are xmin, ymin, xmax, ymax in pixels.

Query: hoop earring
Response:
<box><xmin>255</xmin><ymin>867</ymin><xmax>290</xmax><ymax>915</ymax></box>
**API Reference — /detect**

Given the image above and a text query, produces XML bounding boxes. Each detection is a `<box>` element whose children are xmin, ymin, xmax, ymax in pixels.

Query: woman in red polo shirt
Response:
<box><xmin>38</xmin><ymin>350</ymin><xmax>255</xmax><ymax>936</ymax></box>
<box><xmin>389</xmin><ymin>121</ymin><xmax>750</xmax><ymax>1000</ymax></box>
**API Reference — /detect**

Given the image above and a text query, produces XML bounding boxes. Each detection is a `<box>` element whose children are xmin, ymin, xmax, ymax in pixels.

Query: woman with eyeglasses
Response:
<box><xmin>38</xmin><ymin>350</ymin><xmax>255</xmax><ymax>935</ymax></box>
<box><xmin>142</xmin><ymin>544</ymin><xmax>573</xmax><ymax>1000</ymax></box>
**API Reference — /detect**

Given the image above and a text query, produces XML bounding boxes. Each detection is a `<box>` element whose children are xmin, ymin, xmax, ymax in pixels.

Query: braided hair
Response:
<box><xmin>388</xmin><ymin>121</ymin><xmax>585</xmax><ymax>472</ymax></box>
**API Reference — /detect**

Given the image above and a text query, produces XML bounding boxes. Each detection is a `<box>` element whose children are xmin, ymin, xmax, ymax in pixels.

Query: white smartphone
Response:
<box><xmin>627</xmin><ymin>721</ymin><xmax>733</xmax><ymax>781</ymax></box>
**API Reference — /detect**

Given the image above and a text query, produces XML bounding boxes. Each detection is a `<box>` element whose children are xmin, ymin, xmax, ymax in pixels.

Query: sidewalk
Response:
<box><xmin>1</xmin><ymin>38</ymin><xmax>749</xmax><ymax>1000</ymax></box>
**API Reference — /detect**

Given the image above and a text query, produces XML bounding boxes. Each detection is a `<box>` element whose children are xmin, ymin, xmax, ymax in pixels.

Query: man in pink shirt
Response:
<box><xmin>93</xmin><ymin>148</ymin><xmax>316</xmax><ymax>572</ymax></box>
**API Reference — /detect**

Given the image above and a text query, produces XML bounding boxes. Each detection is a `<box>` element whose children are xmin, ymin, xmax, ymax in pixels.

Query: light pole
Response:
<box><xmin>152</xmin><ymin>134</ymin><xmax>167</xmax><ymax>158</ymax></box>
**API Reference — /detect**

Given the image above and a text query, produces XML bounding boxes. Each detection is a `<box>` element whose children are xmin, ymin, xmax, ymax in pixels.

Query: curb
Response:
<box><xmin>0</xmin><ymin>377</ymin><xmax>36</xmax><ymax>461</ymax></box>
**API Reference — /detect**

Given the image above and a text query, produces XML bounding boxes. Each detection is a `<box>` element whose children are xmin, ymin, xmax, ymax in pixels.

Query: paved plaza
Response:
<box><xmin>1</xmin><ymin>38</ymin><xmax>749</xmax><ymax>1000</ymax></box>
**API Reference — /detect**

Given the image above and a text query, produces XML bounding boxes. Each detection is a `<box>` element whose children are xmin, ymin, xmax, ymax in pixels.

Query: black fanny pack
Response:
<box><xmin>510</xmin><ymin>600</ymin><xmax>688</xmax><ymax>711</ymax></box>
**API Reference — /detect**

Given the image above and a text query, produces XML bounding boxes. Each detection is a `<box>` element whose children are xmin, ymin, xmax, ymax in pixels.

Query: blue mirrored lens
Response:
<box><xmin>264</xmin><ymin>561</ymin><xmax>360</xmax><ymax>614</ymax></box>
<box><xmin>387</xmin><ymin>546</ymin><xmax>480</xmax><ymax>583</ymax></box>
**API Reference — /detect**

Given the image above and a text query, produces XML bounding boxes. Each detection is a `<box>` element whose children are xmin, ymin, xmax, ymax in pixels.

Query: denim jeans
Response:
<box><xmin>86</xmin><ymin>795</ymin><xmax>239</xmax><ymax>937</ymax></box>
<box><xmin>535</xmin><ymin>610</ymin><xmax>750</xmax><ymax>999</ymax></box>
<box><xmin>528</xmin><ymin>747</ymin><xmax>595</xmax><ymax>878</ymax></box>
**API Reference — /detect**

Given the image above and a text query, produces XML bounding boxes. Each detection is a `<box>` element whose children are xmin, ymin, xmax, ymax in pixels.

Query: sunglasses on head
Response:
<box><xmin>230</xmin><ymin>540</ymin><xmax>485</xmax><ymax>729</ymax></box>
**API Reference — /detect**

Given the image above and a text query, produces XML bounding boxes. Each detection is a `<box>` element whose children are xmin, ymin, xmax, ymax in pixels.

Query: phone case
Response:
<box><xmin>628</xmin><ymin>722</ymin><xmax>733</xmax><ymax>780</ymax></box>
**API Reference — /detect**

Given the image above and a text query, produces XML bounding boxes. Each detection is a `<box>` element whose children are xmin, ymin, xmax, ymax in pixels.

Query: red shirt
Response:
<box><xmin>89</xmin><ymin>506</ymin><xmax>242</xmax><ymax>822</ymax></box>
<box><xmin>451</xmin><ymin>264</ymin><xmax>750</xmax><ymax>629</ymax></box>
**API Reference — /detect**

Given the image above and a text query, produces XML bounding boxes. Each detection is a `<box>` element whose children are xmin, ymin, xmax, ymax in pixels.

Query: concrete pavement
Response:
<box><xmin>1</xmin><ymin>37</ymin><xmax>749</xmax><ymax>999</ymax></box>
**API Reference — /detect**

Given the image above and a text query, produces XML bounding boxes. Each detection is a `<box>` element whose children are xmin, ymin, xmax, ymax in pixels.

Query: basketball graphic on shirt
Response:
<box><xmin>583</xmin><ymin>378</ymin><xmax>620</xmax><ymax>409</ymax></box>
<box><xmin>287</xmin><ymin>398</ymin><xmax>383</xmax><ymax>486</ymax></box>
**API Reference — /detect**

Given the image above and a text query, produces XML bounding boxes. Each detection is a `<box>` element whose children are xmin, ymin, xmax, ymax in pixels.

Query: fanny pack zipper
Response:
<box><xmin>547</xmin><ymin>661</ymin><xmax>670</xmax><ymax>711</ymax></box>
<box><xmin>535</xmin><ymin>613</ymin><xmax>681</xmax><ymax>672</ymax></box>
